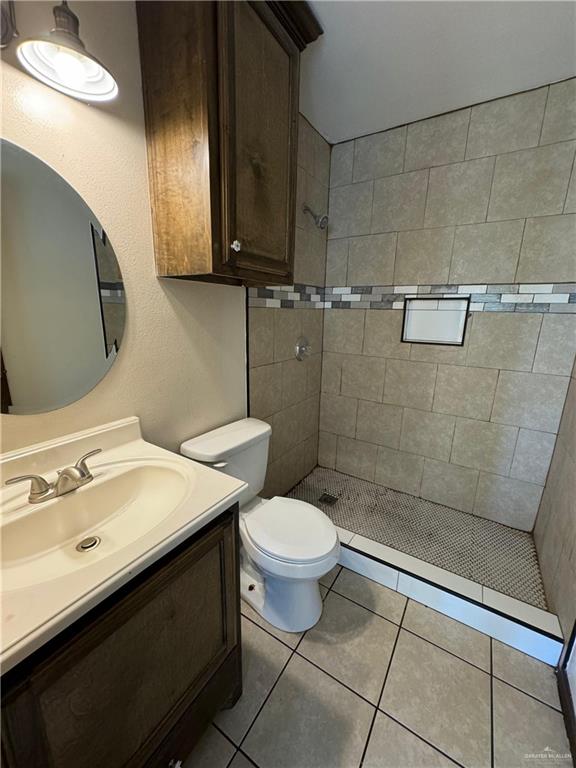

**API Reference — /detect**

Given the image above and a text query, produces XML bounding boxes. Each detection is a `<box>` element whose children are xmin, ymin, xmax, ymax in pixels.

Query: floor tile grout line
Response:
<box><xmin>491</xmin><ymin>674</ymin><xmax>563</xmax><ymax>714</ymax></box>
<box><xmin>292</xmin><ymin>648</ymin><xmax>379</xmax><ymax>709</ymax></box>
<box><xmin>329</xmin><ymin>585</ymin><xmax>404</xmax><ymax>627</ymax></box>
<box><xmin>236</xmin><ymin>645</ymin><xmax>296</xmax><ymax>753</ymax></box>
<box><xmin>360</xmin><ymin>601</ymin><xmax>408</xmax><ymax>768</ymax></box>
<box><xmin>399</xmin><ymin>623</ymin><xmax>492</xmax><ymax>676</ymax></box>
<box><xmin>240</xmin><ymin>610</ymin><xmax>301</xmax><ymax>652</ymax></box>
<box><xmin>377</xmin><ymin>710</ymin><xmax>469</xmax><ymax>768</ymax></box>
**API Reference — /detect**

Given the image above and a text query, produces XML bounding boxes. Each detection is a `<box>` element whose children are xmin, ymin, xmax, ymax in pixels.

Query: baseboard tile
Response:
<box><xmin>336</xmin><ymin>528</ymin><xmax>563</xmax><ymax>666</ymax></box>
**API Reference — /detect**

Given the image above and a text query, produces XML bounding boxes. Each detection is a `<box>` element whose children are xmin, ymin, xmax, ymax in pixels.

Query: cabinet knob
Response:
<box><xmin>230</xmin><ymin>240</ymin><xmax>242</xmax><ymax>253</ymax></box>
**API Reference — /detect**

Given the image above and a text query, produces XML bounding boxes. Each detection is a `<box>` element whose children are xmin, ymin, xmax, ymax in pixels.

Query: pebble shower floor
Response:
<box><xmin>288</xmin><ymin>467</ymin><xmax>547</xmax><ymax>609</ymax></box>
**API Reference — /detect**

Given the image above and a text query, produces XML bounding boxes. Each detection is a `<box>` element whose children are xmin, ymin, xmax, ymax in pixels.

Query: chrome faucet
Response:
<box><xmin>5</xmin><ymin>449</ymin><xmax>103</xmax><ymax>504</ymax></box>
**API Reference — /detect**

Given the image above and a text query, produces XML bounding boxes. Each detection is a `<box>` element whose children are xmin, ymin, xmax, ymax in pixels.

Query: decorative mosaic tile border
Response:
<box><xmin>248</xmin><ymin>282</ymin><xmax>576</xmax><ymax>313</ymax></box>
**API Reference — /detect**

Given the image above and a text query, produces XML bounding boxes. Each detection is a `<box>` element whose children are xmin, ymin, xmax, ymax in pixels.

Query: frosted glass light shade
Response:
<box><xmin>16</xmin><ymin>2</ymin><xmax>118</xmax><ymax>102</ymax></box>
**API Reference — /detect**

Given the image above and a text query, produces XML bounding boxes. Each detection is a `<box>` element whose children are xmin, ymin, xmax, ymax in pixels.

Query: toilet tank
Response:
<box><xmin>180</xmin><ymin>418</ymin><xmax>271</xmax><ymax>507</ymax></box>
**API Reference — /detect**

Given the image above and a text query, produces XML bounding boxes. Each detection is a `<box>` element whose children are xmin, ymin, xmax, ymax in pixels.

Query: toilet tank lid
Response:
<box><xmin>180</xmin><ymin>418</ymin><xmax>271</xmax><ymax>462</ymax></box>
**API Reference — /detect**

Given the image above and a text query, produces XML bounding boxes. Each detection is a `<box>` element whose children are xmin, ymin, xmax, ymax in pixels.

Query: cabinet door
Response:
<box><xmin>2</xmin><ymin>514</ymin><xmax>239</xmax><ymax>768</ymax></box>
<box><xmin>218</xmin><ymin>2</ymin><xmax>299</xmax><ymax>284</ymax></box>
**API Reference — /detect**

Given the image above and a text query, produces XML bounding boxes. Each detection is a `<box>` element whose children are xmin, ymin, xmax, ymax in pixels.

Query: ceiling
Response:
<box><xmin>300</xmin><ymin>2</ymin><xmax>576</xmax><ymax>144</ymax></box>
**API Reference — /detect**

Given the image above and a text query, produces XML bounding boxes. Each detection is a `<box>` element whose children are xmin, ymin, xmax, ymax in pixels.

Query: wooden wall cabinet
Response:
<box><xmin>1</xmin><ymin>509</ymin><xmax>241</xmax><ymax>768</ymax></box>
<box><xmin>138</xmin><ymin>1</ymin><xmax>320</xmax><ymax>286</ymax></box>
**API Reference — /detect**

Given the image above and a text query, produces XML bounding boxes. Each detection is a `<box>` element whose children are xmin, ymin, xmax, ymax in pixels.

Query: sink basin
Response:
<box><xmin>1</xmin><ymin>416</ymin><xmax>246</xmax><ymax>672</ymax></box>
<box><xmin>3</xmin><ymin>464</ymin><xmax>189</xmax><ymax>562</ymax></box>
<box><xmin>2</xmin><ymin>462</ymin><xmax>191</xmax><ymax>590</ymax></box>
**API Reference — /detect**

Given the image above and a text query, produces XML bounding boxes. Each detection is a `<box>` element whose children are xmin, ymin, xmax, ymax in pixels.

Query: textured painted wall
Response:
<box><xmin>319</xmin><ymin>80</ymin><xmax>576</xmax><ymax>532</ymax></box>
<box><xmin>1</xmin><ymin>1</ymin><xmax>247</xmax><ymax>453</ymax></box>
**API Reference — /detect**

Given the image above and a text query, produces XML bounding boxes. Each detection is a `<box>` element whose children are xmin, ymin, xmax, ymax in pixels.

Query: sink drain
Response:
<box><xmin>76</xmin><ymin>536</ymin><xmax>101</xmax><ymax>552</ymax></box>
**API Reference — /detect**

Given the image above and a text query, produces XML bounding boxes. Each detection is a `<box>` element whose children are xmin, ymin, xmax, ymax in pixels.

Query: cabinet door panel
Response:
<box><xmin>2</xmin><ymin>516</ymin><xmax>238</xmax><ymax>768</ymax></box>
<box><xmin>220</xmin><ymin>2</ymin><xmax>299</xmax><ymax>282</ymax></box>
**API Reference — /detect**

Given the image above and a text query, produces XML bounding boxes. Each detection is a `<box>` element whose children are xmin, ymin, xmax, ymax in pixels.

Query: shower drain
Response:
<box><xmin>76</xmin><ymin>536</ymin><xmax>101</xmax><ymax>552</ymax></box>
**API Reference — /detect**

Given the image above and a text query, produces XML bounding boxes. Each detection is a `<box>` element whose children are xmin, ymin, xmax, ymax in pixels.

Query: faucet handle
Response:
<box><xmin>74</xmin><ymin>449</ymin><xmax>102</xmax><ymax>479</ymax></box>
<box><xmin>5</xmin><ymin>474</ymin><xmax>51</xmax><ymax>500</ymax></box>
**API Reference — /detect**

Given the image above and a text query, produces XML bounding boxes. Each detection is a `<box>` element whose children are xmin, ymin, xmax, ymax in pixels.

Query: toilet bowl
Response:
<box><xmin>180</xmin><ymin>418</ymin><xmax>340</xmax><ymax>632</ymax></box>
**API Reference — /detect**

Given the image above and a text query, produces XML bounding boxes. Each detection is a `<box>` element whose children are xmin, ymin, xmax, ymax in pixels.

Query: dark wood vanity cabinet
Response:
<box><xmin>1</xmin><ymin>509</ymin><xmax>241</xmax><ymax>768</ymax></box>
<box><xmin>137</xmin><ymin>1</ymin><xmax>320</xmax><ymax>286</ymax></box>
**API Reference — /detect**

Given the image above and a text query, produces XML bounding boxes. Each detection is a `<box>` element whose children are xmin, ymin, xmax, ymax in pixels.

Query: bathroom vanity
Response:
<box><xmin>0</xmin><ymin>418</ymin><xmax>247</xmax><ymax>767</ymax></box>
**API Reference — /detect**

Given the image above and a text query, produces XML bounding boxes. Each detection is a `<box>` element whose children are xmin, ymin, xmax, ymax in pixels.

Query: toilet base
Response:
<box><xmin>240</xmin><ymin>556</ymin><xmax>324</xmax><ymax>633</ymax></box>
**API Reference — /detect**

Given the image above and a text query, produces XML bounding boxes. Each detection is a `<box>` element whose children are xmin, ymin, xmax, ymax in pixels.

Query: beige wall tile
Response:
<box><xmin>516</xmin><ymin>214</ymin><xmax>576</xmax><ymax>283</ymax></box>
<box><xmin>353</xmin><ymin>126</ymin><xmax>406</xmax><ymax>182</ymax></box>
<box><xmin>364</xmin><ymin>310</ymin><xmax>411</xmax><ymax>359</ymax></box>
<box><xmin>250</xmin><ymin>363</ymin><xmax>282</xmax><ymax>419</ymax></box>
<box><xmin>371</xmin><ymin>170</ymin><xmax>428</xmax><ymax>233</ymax></box>
<box><xmin>319</xmin><ymin>393</ymin><xmax>358</xmax><ymax>437</ymax></box>
<box><xmin>564</xmin><ymin>164</ymin><xmax>576</xmax><ymax>213</ymax></box>
<box><xmin>271</xmin><ymin>403</ymin><xmax>301</xmax><ymax>459</ymax></box>
<box><xmin>466</xmin><ymin>88</ymin><xmax>547</xmax><ymax>159</ymax></box>
<box><xmin>249</xmin><ymin>308</ymin><xmax>274</xmax><ymax>368</ymax></box>
<box><xmin>450</xmin><ymin>220</ymin><xmax>524</xmax><ymax>284</ymax></box>
<box><xmin>341</xmin><ymin>355</ymin><xmax>386</xmax><ymax>401</ymax></box>
<box><xmin>330</xmin><ymin>141</ymin><xmax>354</xmax><ymax>188</ymax></box>
<box><xmin>540</xmin><ymin>78</ymin><xmax>576</xmax><ymax>145</ymax></box>
<box><xmin>298</xmin><ymin>116</ymin><xmax>315</xmax><ymax>174</ymax></box>
<box><xmin>510</xmin><ymin>428</ymin><xmax>556</xmax><ymax>486</ymax></box>
<box><xmin>533</xmin><ymin>315</ymin><xmax>576</xmax><ymax>376</ymax></box>
<box><xmin>326</xmin><ymin>239</ymin><xmax>349</xmax><ymax>285</ymax></box>
<box><xmin>394</xmin><ymin>227</ymin><xmax>454</xmax><ymax>285</ymax></box>
<box><xmin>299</xmin><ymin>395</ymin><xmax>321</xmax><ymax>441</ymax></box>
<box><xmin>375</xmin><ymin>445</ymin><xmax>424</xmax><ymax>495</ymax></box>
<box><xmin>400</xmin><ymin>408</ymin><xmax>456</xmax><ymax>461</ymax></box>
<box><xmin>410</xmin><ymin>334</ymin><xmax>470</xmax><ymax>366</ymax></box>
<box><xmin>294</xmin><ymin>227</ymin><xmax>326</xmax><ymax>286</ymax></box>
<box><xmin>491</xmin><ymin>370</ymin><xmax>570</xmax><ymax>433</ymax></box>
<box><xmin>347</xmin><ymin>233</ymin><xmax>396</xmax><ymax>285</ymax></box>
<box><xmin>424</xmin><ymin>157</ymin><xmax>494</xmax><ymax>227</ymax></box>
<box><xmin>473</xmin><ymin>473</ymin><xmax>543</xmax><ymax>530</ymax></box>
<box><xmin>318</xmin><ymin>430</ymin><xmax>337</xmax><ymax>468</ymax></box>
<box><xmin>301</xmin><ymin>432</ymin><xmax>319</xmax><ymax>478</ymax></box>
<box><xmin>355</xmin><ymin>400</ymin><xmax>403</xmax><ymax>448</ymax></box>
<box><xmin>420</xmin><ymin>458</ymin><xmax>479</xmax><ymax>513</ymax></box>
<box><xmin>296</xmin><ymin>168</ymin><xmax>307</xmax><ymax>230</ymax></box>
<box><xmin>451</xmin><ymin>418</ymin><xmax>518</xmax><ymax>475</ymax></box>
<box><xmin>466</xmin><ymin>313</ymin><xmax>541</xmax><ymax>371</ymax></box>
<box><xmin>313</xmin><ymin>130</ymin><xmax>331</xmax><ymax>187</ymax></box>
<box><xmin>324</xmin><ymin>309</ymin><xmax>365</xmax><ymax>354</ymax></box>
<box><xmin>274</xmin><ymin>309</ymin><xmax>302</xmax><ymax>362</ymax></box>
<box><xmin>306</xmin><ymin>353</ymin><xmax>322</xmax><ymax>396</ymax></box>
<box><xmin>383</xmin><ymin>359</ymin><xmax>437</xmax><ymax>410</ymax></box>
<box><xmin>329</xmin><ymin>182</ymin><xmax>373</xmax><ymax>239</ymax></box>
<box><xmin>433</xmin><ymin>364</ymin><xmax>498</xmax><ymax>421</ymax></box>
<box><xmin>487</xmin><ymin>142</ymin><xmax>575</xmax><ymax>220</ymax></box>
<box><xmin>301</xmin><ymin>309</ymin><xmax>324</xmax><ymax>354</ymax></box>
<box><xmin>336</xmin><ymin>436</ymin><xmax>378</xmax><ymax>481</ymax></box>
<box><xmin>321</xmin><ymin>352</ymin><xmax>345</xmax><ymax>394</ymax></box>
<box><xmin>557</xmin><ymin>376</ymin><xmax>576</xmax><ymax>462</ymax></box>
<box><xmin>405</xmin><ymin>109</ymin><xmax>470</xmax><ymax>171</ymax></box>
<box><xmin>281</xmin><ymin>358</ymin><xmax>307</xmax><ymax>408</ymax></box>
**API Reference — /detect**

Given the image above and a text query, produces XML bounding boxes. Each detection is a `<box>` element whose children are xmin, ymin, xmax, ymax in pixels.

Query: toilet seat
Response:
<box><xmin>240</xmin><ymin>497</ymin><xmax>340</xmax><ymax>579</ymax></box>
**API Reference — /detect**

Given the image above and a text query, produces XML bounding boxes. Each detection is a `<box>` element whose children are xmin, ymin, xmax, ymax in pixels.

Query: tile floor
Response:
<box><xmin>185</xmin><ymin>567</ymin><xmax>572</xmax><ymax>768</ymax></box>
<box><xmin>288</xmin><ymin>467</ymin><xmax>547</xmax><ymax>608</ymax></box>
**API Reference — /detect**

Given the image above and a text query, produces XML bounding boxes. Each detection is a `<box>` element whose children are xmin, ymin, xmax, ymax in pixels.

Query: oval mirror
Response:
<box><xmin>1</xmin><ymin>139</ymin><xmax>126</xmax><ymax>414</ymax></box>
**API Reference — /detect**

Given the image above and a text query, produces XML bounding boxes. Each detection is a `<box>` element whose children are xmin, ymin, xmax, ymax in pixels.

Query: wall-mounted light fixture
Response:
<box><xmin>16</xmin><ymin>1</ymin><xmax>118</xmax><ymax>102</ymax></box>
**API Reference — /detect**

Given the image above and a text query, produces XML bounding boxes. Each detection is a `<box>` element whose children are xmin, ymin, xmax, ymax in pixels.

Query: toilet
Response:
<box><xmin>180</xmin><ymin>418</ymin><xmax>340</xmax><ymax>632</ymax></box>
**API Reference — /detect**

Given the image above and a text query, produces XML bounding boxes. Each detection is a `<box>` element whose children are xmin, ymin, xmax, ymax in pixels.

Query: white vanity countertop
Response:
<box><xmin>0</xmin><ymin>417</ymin><xmax>247</xmax><ymax>673</ymax></box>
